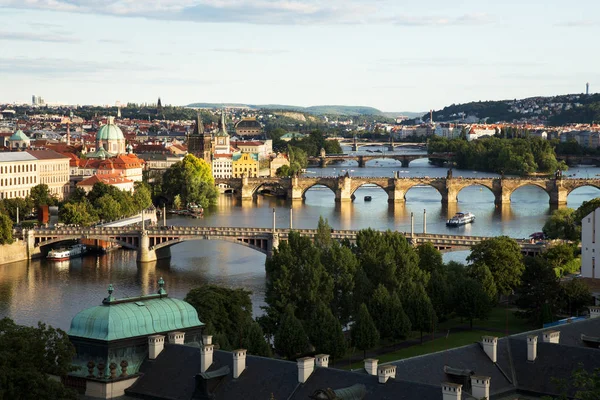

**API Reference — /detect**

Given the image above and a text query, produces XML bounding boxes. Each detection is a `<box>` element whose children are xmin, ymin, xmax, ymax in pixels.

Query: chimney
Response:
<box><xmin>168</xmin><ymin>331</ymin><xmax>185</xmax><ymax>345</ymax></box>
<box><xmin>542</xmin><ymin>330</ymin><xmax>560</xmax><ymax>344</ymax></box>
<box><xmin>201</xmin><ymin>343</ymin><xmax>214</xmax><ymax>373</ymax></box>
<box><xmin>470</xmin><ymin>376</ymin><xmax>490</xmax><ymax>400</ymax></box>
<box><xmin>527</xmin><ymin>335</ymin><xmax>538</xmax><ymax>362</ymax></box>
<box><xmin>589</xmin><ymin>306</ymin><xmax>600</xmax><ymax>319</ymax></box>
<box><xmin>233</xmin><ymin>349</ymin><xmax>247</xmax><ymax>379</ymax></box>
<box><xmin>148</xmin><ymin>335</ymin><xmax>165</xmax><ymax>360</ymax></box>
<box><xmin>442</xmin><ymin>383</ymin><xmax>462</xmax><ymax>400</ymax></box>
<box><xmin>203</xmin><ymin>335</ymin><xmax>213</xmax><ymax>345</ymax></box>
<box><xmin>481</xmin><ymin>336</ymin><xmax>498</xmax><ymax>363</ymax></box>
<box><xmin>297</xmin><ymin>357</ymin><xmax>315</xmax><ymax>383</ymax></box>
<box><xmin>377</xmin><ymin>365</ymin><xmax>396</xmax><ymax>384</ymax></box>
<box><xmin>364</xmin><ymin>358</ymin><xmax>378</xmax><ymax>376</ymax></box>
<box><xmin>315</xmin><ymin>354</ymin><xmax>329</xmax><ymax>368</ymax></box>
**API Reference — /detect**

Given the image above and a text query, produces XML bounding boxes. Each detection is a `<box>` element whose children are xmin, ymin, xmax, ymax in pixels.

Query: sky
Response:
<box><xmin>0</xmin><ymin>1</ymin><xmax>599</xmax><ymax>112</ymax></box>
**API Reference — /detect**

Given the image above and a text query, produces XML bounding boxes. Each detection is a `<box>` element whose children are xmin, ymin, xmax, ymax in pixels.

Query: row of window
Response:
<box><xmin>0</xmin><ymin>164</ymin><xmax>36</xmax><ymax>174</ymax></box>
<box><xmin>41</xmin><ymin>175</ymin><xmax>68</xmax><ymax>184</ymax></box>
<box><xmin>0</xmin><ymin>185</ymin><xmax>69</xmax><ymax>199</ymax></box>
<box><xmin>41</xmin><ymin>163</ymin><xmax>67</xmax><ymax>172</ymax></box>
<box><xmin>0</xmin><ymin>176</ymin><xmax>37</xmax><ymax>186</ymax></box>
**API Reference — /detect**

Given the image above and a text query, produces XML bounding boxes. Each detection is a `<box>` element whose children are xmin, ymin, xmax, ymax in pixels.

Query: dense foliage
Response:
<box><xmin>543</xmin><ymin>198</ymin><xmax>600</xmax><ymax>240</ymax></box>
<box><xmin>428</xmin><ymin>136</ymin><xmax>566</xmax><ymax>175</ymax></box>
<box><xmin>0</xmin><ymin>212</ymin><xmax>13</xmax><ymax>244</ymax></box>
<box><xmin>0</xmin><ymin>318</ymin><xmax>77</xmax><ymax>400</ymax></box>
<box><xmin>161</xmin><ymin>154</ymin><xmax>218</xmax><ymax>207</ymax></box>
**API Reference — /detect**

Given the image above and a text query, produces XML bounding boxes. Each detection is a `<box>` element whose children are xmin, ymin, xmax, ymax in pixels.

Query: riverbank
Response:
<box><xmin>0</xmin><ymin>241</ymin><xmax>28</xmax><ymax>265</ymax></box>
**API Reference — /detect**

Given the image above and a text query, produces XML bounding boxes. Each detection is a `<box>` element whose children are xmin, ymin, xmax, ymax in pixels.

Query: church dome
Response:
<box><xmin>96</xmin><ymin>116</ymin><xmax>124</xmax><ymax>142</ymax></box>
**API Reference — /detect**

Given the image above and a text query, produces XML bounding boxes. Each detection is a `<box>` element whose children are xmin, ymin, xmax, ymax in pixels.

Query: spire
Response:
<box><xmin>217</xmin><ymin>109</ymin><xmax>228</xmax><ymax>136</ymax></box>
<box><xmin>193</xmin><ymin>113</ymin><xmax>204</xmax><ymax>135</ymax></box>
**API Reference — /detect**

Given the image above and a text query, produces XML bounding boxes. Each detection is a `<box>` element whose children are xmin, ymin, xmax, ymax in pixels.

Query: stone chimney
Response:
<box><xmin>471</xmin><ymin>376</ymin><xmax>490</xmax><ymax>400</ymax></box>
<box><xmin>377</xmin><ymin>365</ymin><xmax>396</xmax><ymax>384</ymax></box>
<box><xmin>315</xmin><ymin>354</ymin><xmax>329</xmax><ymax>368</ymax></box>
<box><xmin>168</xmin><ymin>331</ymin><xmax>185</xmax><ymax>345</ymax></box>
<box><xmin>364</xmin><ymin>358</ymin><xmax>378</xmax><ymax>376</ymax></box>
<box><xmin>527</xmin><ymin>335</ymin><xmax>538</xmax><ymax>362</ymax></box>
<box><xmin>203</xmin><ymin>335</ymin><xmax>213</xmax><ymax>345</ymax></box>
<box><xmin>201</xmin><ymin>343</ymin><xmax>214</xmax><ymax>373</ymax></box>
<box><xmin>233</xmin><ymin>349</ymin><xmax>247</xmax><ymax>379</ymax></box>
<box><xmin>482</xmin><ymin>336</ymin><xmax>498</xmax><ymax>363</ymax></box>
<box><xmin>297</xmin><ymin>357</ymin><xmax>315</xmax><ymax>383</ymax></box>
<box><xmin>589</xmin><ymin>306</ymin><xmax>600</xmax><ymax>319</ymax></box>
<box><xmin>148</xmin><ymin>335</ymin><xmax>165</xmax><ymax>360</ymax></box>
<box><xmin>542</xmin><ymin>330</ymin><xmax>560</xmax><ymax>344</ymax></box>
<box><xmin>442</xmin><ymin>382</ymin><xmax>462</xmax><ymax>400</ymax></box>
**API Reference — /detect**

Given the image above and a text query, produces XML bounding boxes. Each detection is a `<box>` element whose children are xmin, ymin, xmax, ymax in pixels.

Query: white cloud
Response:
<box><xmin>211</xmin><ymin>47</ymin><xmax>289</xmax><ymax>54</ymax></box>
<box><xmin>0</xmin><ymin>30</ymin><xmax>80</xmax><ymax>43</ymax></box>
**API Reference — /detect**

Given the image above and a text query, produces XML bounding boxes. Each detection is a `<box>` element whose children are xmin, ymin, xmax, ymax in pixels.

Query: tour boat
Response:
<box><xmin>47</xmin><ymin>244</ymin><xmax>87</xmax><ymax>261</ymax></box>
<box><xmin>446</xmin><ymin>212</ymin><xmax>475</xmax><ymax>227</ymax></box>
<box><xmin>364</xmin><ymin>196</ymin><xmax>372</xmax><ymax>201</ymax></box>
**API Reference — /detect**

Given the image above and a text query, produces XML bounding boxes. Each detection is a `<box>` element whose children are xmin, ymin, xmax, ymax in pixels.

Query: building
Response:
<box><xmin>213</xmin><ymin>111</ymin><xmax>231</xmax><ymax>155</ymax></box>
<box><xmin>212</xmin><ymin>154</ymin><xmax>233</xmax><ymax>178</ymax></box>
<box><xmin>232</xmin><ymin>153</ymin><xmax>259</xmax><ymax>177</ymax></box>
<box><xmin>234</xmin><ymin>117</ymin><xmax>262</xmax><ymax>137</ymax></box>
<box><xmin>231</xmin><ymin>140</ymin><xmax>272</xmax><ymax>160</ymax></box>
<box><xmin>7</xmin><ymin>130</ymin><xmax>31</xmax><ymax>150</ymax></box>
<box><xmin>93</xmin><ymin>116</ymin><xmax>126</xmax><ymax>156</ymax></box>
<box><xmin>0</xmin><ymin>150</ymin><xmax>69</xmax><ymax>200</ymax></box>
<box><xmin>187</xmin><ymin>114</ymin><xmax>213</xmax><ymax>163</ymax></box>
<box><xmin>581</xmin><ymin>207</ymin><xmax>599</xmax><ymax>281</ymax></box>
<box><xmin>269</xmin><ymin>153</ymin><xmax>289</xmax><ymax>177</ymax></box>
<box><xmin>76</xmin><ymin>174</ymin><xmax>135</xmax><ymax>193</ymax></box>
<box><xmin>65</xmin><ymin>280</ymin><xmax>204</xmax><ymax>399</ymax></box>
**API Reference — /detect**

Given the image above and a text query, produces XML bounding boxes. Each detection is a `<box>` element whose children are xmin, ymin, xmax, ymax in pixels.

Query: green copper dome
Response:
<box><xmin>9</xmin><ymin>130</ymin><xmax>29</xmax><ymax>141</ymax></box>
<box><xmin>96</xmin><ymin>117</ymin><xmax>125</xmax><ymax>142</ymax></box>
<box><xmin>68</xmin><ymin>286</ymin><xmax>203</xmax><ymax>341</ymax></box>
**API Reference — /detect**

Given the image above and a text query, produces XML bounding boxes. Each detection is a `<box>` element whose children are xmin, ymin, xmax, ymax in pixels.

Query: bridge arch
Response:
<box><xmin>566</xmin><ymin>182</ymin><xmax>600</xmax><ymax>195</ymax></box>
<box><xmin>249</xmin><ymin>181</ymin><xmax>287</xmax><ymax>197</ymax></box>
<box><xmin>350</xmin><ymin>181</ymin><xmax>391</xmax><ymax>199</ymax></box>
<box><xmin>454</xmin><ymin>183</ymin><xmax>496</xmax><ymax>202</ymax></box>
<box><xmin>36</xmin><ymin>235</ymin><xmax>138</xmax><ymax>250</ymax></box>
<box><xmin>151</xmin><ymin>236</ymin><xmax>269</xmax><ymax>255</ymax></box>
<box><xmin>404</xmin><ymin>156</ymin><xmax>432</xmax><ymax>167</ymax></box>
<box><xmin>403</xmin><ymin>181</ymin><xmax>445</xmax><ymax>200</ymax></box>
<box><xmin>300</xmin><ymin>182</ymin><xmax>338</xmax><ymax>199</ymax></box>
<box><xmin>508</xmin><ymin>182</ymin><xmax>550</xmax><ymax>202</ymax></box>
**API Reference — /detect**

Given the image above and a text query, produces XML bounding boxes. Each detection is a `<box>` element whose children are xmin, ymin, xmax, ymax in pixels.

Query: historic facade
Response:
<box><xmin>232</xmin><ymin>153</ymin><xmax>259</xmax><ymax>178</ymax></box>
<box><xmin>581</xmin><ymin>207</ymin><xmax>600</xmax><ymax>280</ymax></box>
<box><xmin>94</xmin><ymin>117</ymin><xmax>126</xmax><ymax>156</ymax></box>
<box><xmin>187</xmin><ymin>113</ymin><xmax>212</xmax><ymax>163</ymax></box>
<box><xmin>234</xmin><ymin>117</ymin><xmax>262</xmax><ymax>137</ymax></box>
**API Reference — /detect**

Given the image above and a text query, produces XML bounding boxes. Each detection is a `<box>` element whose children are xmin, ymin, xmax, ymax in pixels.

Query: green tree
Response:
<box><xmin>132</xmin><ymin>181</ymin><xmax>153</xmax><ymax>211</ymax></box>
<box><xmin>322</xmin><ymin>241</ymin><xmax>357</xmax><ymax>325</ymax></box>
<box><xmin>545</xmin><ymin>365</ymin><xmax>600</xmax><ymax>400</ymax></box>
<box><xmin>427</xmin><ymin>269</ymin><xmax>452</xmax><ymax>322</ymax></box>
<box><xmin>351</xmin><ymin>303</ymin><xmax>380</xmax><ymax>359</ymax></box>
<box><xmin>0</xmin><ymin>318</ymin><xmax>77</xmax><ymax>400</ymax></box>
<box><xmin>574</xmin><ymin>198</ymin><xmax>600</xmax><ymax>226</ymax></box>
<box><xmin>184</xmin><ymin>285</ymin><xmax>253</xmax><ymax>348</ymax></box>
<box><xmin>59</xmin><ymin>200</ymin><xmax>98</xmax><ymax>226</ymax></box>
<box><xmin>161</xmin><ymin>154</ymin><xmax>218</xmax><ymax>207</ymax></box>
<box><xmin>314</xmin><ymin>216</ymin><xmax>332</xmax><ymax>249</ymax></box>
<box><xmin>560</xmin><ymin>279</ymin><xmax>592</xmax><ymax>316</ymax></box>
<box><xmin>543</xmin><ymin>208</ymin><xmax>579</xmax><ymax>240</ymax></box>
<box><xmin>467</xmin><ymin>262</ymin><xmax>498</xmax><ymax>303</ymax></box>
<box><xmin>467</xmin><ymin>236</ymin><xmax>525</xmax><ymax>296</ymax></box>
<box><xmin>95</xmin><ymin>194</ymin><xmax>122</xmax><ymax>221</ymax></box>
<box><xmin>0</xmin><ymin>212</ymin><xmax>14</xmax><ymax>244</ymax></box>
<box><xmin>173</xmin><ymin>194</ymin><xmax>183</xmax><ymax>210</ymax></box>
<box><xmin>29</xmin><ymin>184</ymin><xmax>56</xmax><ymax>209</ymax></box>
<box><xmin>274</xmin><ymin>305</ymin><xmax>309</xmax><ymax>360</ymax></box>
<box><xmin>452</xmin><ymin>277</ymin><xmax>493</xmax><ymax>329</ymax></box>
<box><xmin>388</xmin><ymin>292</ymin><xmax>412</xmax><ymax>341</ymax></box>
<box><xmin>403</xmin><ymin>283</ymin><xmax>437</xmax><ymax>343</ymax></box>
<box><xmin>515</xmin><ymin>257</ymin><xmax>561</xmax><ymax>325</ymax></box>
<box><xmin>241</xmin><ymin>321</ymin><xmax>272</xmax><ymax>357</ymax></box>
<box><xmin>543</xmin><ymin>244</ymin><xmax>577</xmax><ymax>277</ymax></box>
<box><xmin>305</xmin><ymin>302</ymin><xmax>347</xmax><ymax>359</ymax></box>
<box><xmin>417</xmin><ymin>242</ymin><xmax>443</xmax><ymax>274</ymax></box>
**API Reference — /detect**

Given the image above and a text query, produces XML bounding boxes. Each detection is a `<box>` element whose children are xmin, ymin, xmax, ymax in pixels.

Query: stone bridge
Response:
<box><xmin>307</xmin><ymin>153</ymin><xmax>446</xmax><ymax>168</ymax></box>
<box><xmin>23</xmin><ymin>225</ymin><xmax>544</xmax><ymax>263</ymax></box>
<box><xmin>215</xmin><ymin>175</ymin><xmax>600</xmax><ymax>206</ymax></box>
<box><xmin>556</xmin><ymin>154</ymin><xmax>600</xmax><ymax>167</ymax></box>
<box><xmin>337</xmin><ymin>139</ymin><xmax>427</xmax><ymax>152</ymax></box>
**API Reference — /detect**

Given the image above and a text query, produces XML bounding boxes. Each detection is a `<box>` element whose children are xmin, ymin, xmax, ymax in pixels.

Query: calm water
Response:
<box><xmin>2</xmin><ymin>145</ymin><xmax>599</xmax><ymax>330</ymax></box>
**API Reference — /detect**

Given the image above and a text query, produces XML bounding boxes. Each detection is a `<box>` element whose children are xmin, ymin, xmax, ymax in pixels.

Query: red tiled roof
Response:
<box><xmin>26</xmin><ymin>149</ymin><xmax>70</xmax><ymax>160</ymax></box>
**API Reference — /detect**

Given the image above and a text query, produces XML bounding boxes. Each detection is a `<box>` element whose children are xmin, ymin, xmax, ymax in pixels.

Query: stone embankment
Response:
<box><xmin>0</xmin><ymin>241</ymin><xmax>29</xmax><ymax>265</ymax></box>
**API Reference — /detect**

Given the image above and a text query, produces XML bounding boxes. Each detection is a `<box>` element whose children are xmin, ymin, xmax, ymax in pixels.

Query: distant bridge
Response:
<box><xmin>215</xmin><ymin>175</ymin><xmax>600</xmax><ymax>206</ymax></box>
<box><xmin>556</xmin><ymin>154</ymin><xmax>600</xmax><ymax>167</ymax></box>
<box><xmin>23</xmin><ymin>225</ymin><xmax>545</xmax><ymax>263</ymax></box>
<box><xmin>307</xmin><ymin>152</ymin><xmax>451</xmax><ymax>168</ymax></box>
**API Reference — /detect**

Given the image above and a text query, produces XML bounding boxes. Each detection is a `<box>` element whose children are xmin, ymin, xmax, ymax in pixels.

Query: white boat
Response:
<box><xmin>446</xmin><ymin>212</ymin><xmax>475</xmax><ymax>227</ymax></box>
<box><xmin>47</xmin><ymin>244</ymin><xmax>87</xmax><ymax>261</ymax></box>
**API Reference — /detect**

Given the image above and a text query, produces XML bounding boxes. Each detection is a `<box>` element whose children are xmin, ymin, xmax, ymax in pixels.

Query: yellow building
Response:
<box><xmin>29</xmin><ymin>150</ymin><xmax>71</xmax><ymax>200</ymax></box>
<box><xmin>232</xmin><ymin>153</ymin><xmax>259</xmax><ymax>178</ymax></box>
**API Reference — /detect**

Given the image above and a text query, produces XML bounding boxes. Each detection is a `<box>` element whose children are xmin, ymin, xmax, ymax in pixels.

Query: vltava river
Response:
<box><xmin>1</xmin><ymin>146</ymin><xmax>599</xmax><ymax>330</ymax></box>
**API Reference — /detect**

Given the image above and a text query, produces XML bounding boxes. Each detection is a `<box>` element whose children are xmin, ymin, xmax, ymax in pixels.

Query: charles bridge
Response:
<box><xmin>306</xmin><ymin>153</ymin><xmax>447</xmax><ymax>168</ymax></box>
<box><xmin>22</xmin><ymin>224</ymin><xmax>545</xmax><ymax>263</ymax></box>
<box><xmin>215</xmin><ymin>174</ymin><xmax>600</xmax><ymax>206</ymax></box>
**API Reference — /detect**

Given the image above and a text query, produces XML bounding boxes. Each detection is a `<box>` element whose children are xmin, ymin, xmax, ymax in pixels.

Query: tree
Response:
<box><xmin>543</xmin><ymin>244</ymin><xmax>577</xmax><ymax>277</ymax></box>
<box><xmin>29</xmin><ymin>184</ymin><xmax>56</xmax><ymax>209</ymax></box>
<box><xmin>161</xmin><ymin>154</ymin><xmax>218</xmax><ymax>207</ymax></box>
<box><xmin>322</xmin><ymin>241</ymin><xmax>357</xmax><ymax>325</ymax></box>
<box><xmin>387</xmin><ymin>292</ymin><xmax>412</xmax><ymax>341</ymax></box>
<box><xmin>467</xmin><ymin>236</ymin><xmax>525</xmax><ymax>296</ymax></box>
<box><xmin>546</xmin><ymin>365</ymin><xmax>600</xmax><ymax>400</ymax></box>
<box><xmin>95</xmin><ymin>194</ymin><xmax>122</xmax><ymax>222</ymax></box>
<box><xmin>241</xmin><ymin>321</ymin><xmax>272</xmax><ymax>357</ymax></box>
<box><xmin>573</xmin><ymin>198</ymin><xmax>600</xmax><ymax>226</ymax></box>
<box><xmin>132</xmin><ymin>181</ymin><xmax>153</xmax><ymax>211</ymax></box>
<box><xmin>403</xmin><ymin>283</ymin><xmax>437</xmax><ymax>343</ymax></box>
<box><xmin>543</xmin><ymin>208</ymin><xmax>579</xmax><ymax>240</ymax></box>
<box><xmin>0</xmin><ymin>318</ymin><xmax>77</xmax><ymax>400</ymax></box>
<box><xmin>314</xmin><ymin>216</ymin><xmax>332</xmax><ymax>249</ymax></box>
<box><xmin>467</xmin><ymin>262</ymin><xmax>498</xmax><ymax>304</ymax></box>
<box><xmin>274</xmin><ymin>305</ymin><xmax>309</xmax><ymax>360</ymax></box>
<box><xmin>173</xmin><ymin>194</ymin><xmax>182</xmax><ymax>210</ymax></box>
<box><xmin>515</xmin><ymin>257</ymin><xmax>561</xmax><ymax>325</ymax></box>
<box><xmin>351</xmin><ymin>303</ymin><xmax>380</xmax><ymax>359</ymax></box>
<box><xmin>305</xmin><ymin>302</ymin><xmax>347</xmax><ymax>359</ymax></box>
<box><xmin>417</xmin><ymin>242</ymin><xmax>443</xmax><ymax>274</ymax></box>
<box><xmin>560</xmin><ymin>279</ymin><xmax>592</xmax><ymax>316</ymax></box>
<box><xmin>184</xmin><ymin>285</ymin><xmax>253</xmax><ymax>348</ymax></box>
<box><xmin>427</xmin><ymin>269</ymin><xmax>452</xmax><ymax>322</ymax></box>
<box><xmin>452</xmin><ymin>277</ymin><xmax>493</xmax><ymax>329</ymax></box>
<box><xmin>0</xmin><ymin>212</ymin><xmax>13</xmax><ymax>244</ymax></box>
<box><xmin>59</xmin><ymin>200</ymin><xmax>98</xmax><ymax>226</ymax></box>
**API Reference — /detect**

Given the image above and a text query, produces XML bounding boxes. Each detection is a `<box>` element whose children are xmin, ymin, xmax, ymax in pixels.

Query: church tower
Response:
<box><xmin>213</xmin><ymin>109</ymin><xmax>230</xmax><ymax>155</ymax></box>
<box><xmin>187</xmin><ymin>113</ymin><xmax>212</xmax><ymax>163</ymax></box>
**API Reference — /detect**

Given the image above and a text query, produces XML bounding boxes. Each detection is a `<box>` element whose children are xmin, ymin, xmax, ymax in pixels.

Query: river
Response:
<box><xmin>1</xmin><ymin>145</ymin><xmax>599</xmax><ymax>330</ymax></box>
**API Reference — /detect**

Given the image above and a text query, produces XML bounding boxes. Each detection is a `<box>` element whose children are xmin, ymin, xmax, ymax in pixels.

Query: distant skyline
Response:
<box><xmin>0</xmin><ymin>1</ymin><xmax>599</xmax><ymax>111</ymax></box>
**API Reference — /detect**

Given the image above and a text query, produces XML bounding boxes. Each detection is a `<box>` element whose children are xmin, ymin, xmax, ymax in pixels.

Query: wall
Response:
<box><xmin>0</xmin><ymin>241</ymin><xmax>29</xmax><ymax>265</ymax></box>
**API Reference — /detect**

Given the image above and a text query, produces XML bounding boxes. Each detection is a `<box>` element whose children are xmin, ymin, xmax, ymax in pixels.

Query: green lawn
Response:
<box><xmin>436</xmin><ymin>306</ymin><xmax>537</xmax><ymax>333</ymax></box>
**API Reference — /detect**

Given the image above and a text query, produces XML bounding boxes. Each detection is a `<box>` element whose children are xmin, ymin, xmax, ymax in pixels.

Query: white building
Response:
<box><xmin>581</xmin><ymin>207</ymin><xmax>600</xmax><ymax>279</ymax></box>
<box><xmin>212</xmin><ymin>154</ymin><xmax>233</xmax><ymax>179</ymax></box>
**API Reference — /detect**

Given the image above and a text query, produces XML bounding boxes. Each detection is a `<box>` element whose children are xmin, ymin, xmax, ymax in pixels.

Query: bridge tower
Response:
<box><xmin>388</xmin><ymin>133</ymin><xmax>394</xmax><ymax>152</ymax></box>
<box><xmin>352</xmin><ymin>135</ymin><xmax>358</xmax><ymax>152</ymax></box>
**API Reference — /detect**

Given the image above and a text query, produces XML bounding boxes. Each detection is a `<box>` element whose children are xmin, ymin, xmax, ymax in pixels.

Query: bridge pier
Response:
<box><xmin>137</xmin><ymin>231</ymin><xmax>157</xmax><ymax>263</ymax></box>
<box><xmin>352</xmin><ymin>144</ymin><xmax>358</xmax><ymax>152</ymax></box>
<box><xmin>319</xmin><ymin>157</ymin><xmax>328</xmax><ymax>168</ymax></box>
<box><xmin>26</xmin><ymin>230</ymin><xmax>41</xmax><ymax>259</ymax></box>
<box><xmin>549</xmin><ymin>185</ymin><xmax>568</xmax><ymax>206</ymax></box>
<box><xmin>357</xmin><ymin>156</ymin><xmax>366</xmax><ymax>168</ymax></box>
<box><xmin>335</xmin><ymin>176</ymin><xmax>353</xmax><ymax>202</ymax></box>
<box><xmin>401</xmin><ymin>159</ymin><xmax>410</xmax><ymax>168</ymax></box>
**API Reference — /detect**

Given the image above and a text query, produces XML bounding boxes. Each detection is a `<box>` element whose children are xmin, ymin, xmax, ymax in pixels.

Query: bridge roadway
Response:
<box><xmin>337</xmin><ymin>139</ymin><xmax>427</xmax><ymax>152</ymax></box>
<box><xmin>215</xmin><ymin>175</ymin><xmax>600</xmax><ymax>206</ymax></box>
<box><xmin>307</xmin><ymin>152</ymin><xmax>450</xmax><ymax>167</ymax></box>
<box><xmin>24</xmin><ymin>225</ymin><xmax>544</xmax><ymax>263</ymax></box>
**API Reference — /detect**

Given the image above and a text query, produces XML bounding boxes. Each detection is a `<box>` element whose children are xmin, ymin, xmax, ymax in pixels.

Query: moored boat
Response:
<box><xmin>47</xmin><ymin>244</ymin><xmax>87</xmax><ymax>261</ymax></box>
<box><xmin>446</xmin><ymin>212</ymin><xmax>475</xmax><ymax>227</ymax></box>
